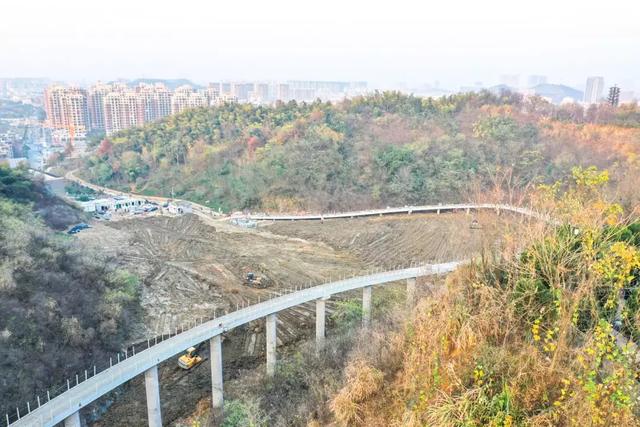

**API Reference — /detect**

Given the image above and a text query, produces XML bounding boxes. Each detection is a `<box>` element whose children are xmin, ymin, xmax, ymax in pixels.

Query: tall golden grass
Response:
<box><xmin>331</xmin><ymin>167</ymin><xmax>640</xmax><ymax>426</ymax></box>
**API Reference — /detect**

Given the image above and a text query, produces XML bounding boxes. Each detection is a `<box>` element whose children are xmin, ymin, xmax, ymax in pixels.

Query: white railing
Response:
<box><xmin>7</xmin><ymin>262</ymin><xmax>461</xmax><ymax>427</ymax></box>
<box><xmin>242</xmin><ymin>203</ymin><xmax>553</xmax><ymax>222</ymax></box>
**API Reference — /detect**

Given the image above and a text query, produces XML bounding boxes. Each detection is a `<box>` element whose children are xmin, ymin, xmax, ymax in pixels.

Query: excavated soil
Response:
<box><xmin>264</xmin><ymin>210</ymin><xmax>515</xmax><ymax>268</ymax></box>
<box><xmin>77</xmin><ymin>210</ymin><xmax>519</xmax><ymax>426</ymax></box>
<box><xmin>79</xmin><ymin>214</ymin><xmax>360</xmax><ymax>338</ymax></box>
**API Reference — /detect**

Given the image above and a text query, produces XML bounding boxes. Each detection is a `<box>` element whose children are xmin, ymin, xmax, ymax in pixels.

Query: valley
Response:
<box><xmin>73</xmin><ymin>209</ymin><xmax>516</xmax><ymax>425</ymax></box>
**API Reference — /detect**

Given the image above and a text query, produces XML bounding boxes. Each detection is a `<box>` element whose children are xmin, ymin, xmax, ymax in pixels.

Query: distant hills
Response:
<box><xmin>530</xmin><ymin>83</ymin><xmax>583</xmax><ymax>104</ymax></box>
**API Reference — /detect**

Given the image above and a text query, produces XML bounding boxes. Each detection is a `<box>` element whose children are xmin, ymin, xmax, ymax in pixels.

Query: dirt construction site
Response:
<box><xmin>76</xmin><ymin>209</ymin><xmax>519</xmax><ymax>425</ymax></box>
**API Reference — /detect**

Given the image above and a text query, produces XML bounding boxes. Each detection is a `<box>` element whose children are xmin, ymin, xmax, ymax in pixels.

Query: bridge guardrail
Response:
<box><xmin>7</xmin><ymin>262</ymin><xmax>461</xmax><ymax>426</ymax></box>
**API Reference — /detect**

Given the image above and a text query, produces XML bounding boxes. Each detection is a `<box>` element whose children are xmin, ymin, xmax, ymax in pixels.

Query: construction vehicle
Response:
<box><xmin>245</xmin><ymin>272</ymin><xmax>264</xmax><ymax>287</ymax></box>
<box><xmin>178</xmin><ymin>345</ymin><xmax>204</xmax><ymax>370</ymax></box>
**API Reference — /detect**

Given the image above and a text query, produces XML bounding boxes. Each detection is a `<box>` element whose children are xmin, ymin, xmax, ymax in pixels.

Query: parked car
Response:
<box><xmin>67</xmin><ymin>223</ymin><xmax>91</xmax><ymax>234</ymax></box>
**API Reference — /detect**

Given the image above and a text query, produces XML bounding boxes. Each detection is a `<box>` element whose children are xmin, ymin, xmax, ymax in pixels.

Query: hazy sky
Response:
<box><xmin>2</xmin><ymin>0</ymin><xmax>639</xmax><ymax>90</ymax></box>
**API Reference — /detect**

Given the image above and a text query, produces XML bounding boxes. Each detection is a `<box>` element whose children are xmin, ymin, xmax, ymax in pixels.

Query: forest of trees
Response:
<box><xmin>80</xmin><ymin>91</ymin><xmax>640</xmax><ymax>212</ymax></box>
<box><xmin>0</xmin><ymin>166</ymin><xmax>141</xmax><ymax>417</ymax></box>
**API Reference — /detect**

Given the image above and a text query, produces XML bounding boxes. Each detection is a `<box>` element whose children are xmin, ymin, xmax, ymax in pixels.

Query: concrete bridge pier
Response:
<box><xmin>315</xmin><ymin>296</ymin><xmax>330</xmax><ymax>351</ymax></box>
<box><xmin>63</xmin><ymin>411</ymin><xmax>81</xmax><ymax>427</ymax></box>
<box><xmin>210</xmin><ymin>335</ymin><xmax>224</xmax><ymax>416</ymax></box>
<box><xmin>406</xmin><ymin>277</ymin><xmax>416</xmax><ymax>307</ymax></box>
<box><xmin>266</xmin><ymin>313</ymin><xmax>277</xmax><ymax>377</ymax></box>
<box><xmin>362</xmin><ymin>286</ymin><xmax>372</xmax><ymax>328</ymax></box>
<box><xmin>144</xmin><ymin>365</ymin><xmax>162</xmax><ymax>427</ymax></box>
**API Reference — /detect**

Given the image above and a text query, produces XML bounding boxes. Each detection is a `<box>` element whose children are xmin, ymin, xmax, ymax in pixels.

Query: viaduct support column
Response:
<box><xmin>210</xmin><ymin>335</ymin><xmax>224</xmax><ymax>416</ymax></box>
<box><xmin>144</xmin><ymin>365</ymin><xmax>162</xmax><ymax>427</ymax></box>
<box><xmin>63</xmin><ymin>411</ymin><xmax>81</xmax><ymax>427</ymax></box>
<box><xmin>406</xmin><ymin>277</ymin><xmax>416</xmax><ymax>308</ymax></box>
<box><xmin>316</xmin><ymin>296</ymin><xmax>329</xmax><ymax>351</ymax></box>
<box><xmin>266</xmin><ymin>313</ymin><xmax>277</xmax><ymax>377</ymax></box>
<box><xmin>362</xmin><ymin>286</ymin><xmax>372</xmax><ymax>328</ymax></box>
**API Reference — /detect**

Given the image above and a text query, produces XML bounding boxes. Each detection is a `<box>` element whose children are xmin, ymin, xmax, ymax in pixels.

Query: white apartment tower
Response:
<box><xmin>584</xmin><ymin>77</ymin><xmax>605</xmax><ymax>105</ymax></box>
<box><xmin>44</xmin><ymin>85</ymin><xmax>90</xmax><ymax>132</ymax></box>
<box><xmin>171</xmin><ymin>86</ymin><xmax>207</xmax><ymax>114</ymax></box>
<box><xmin>204</xmin><ymin>84</ymin><xmax>220</xmax><ymax>106</ymax></box>
<box><xmin>88</xmin><ymin>82</ymin><xmax>112</xmax><ymax>131</ymax></box>
<box><xmin>103</xmin><ymin>91</ymin><xmax>144</xmax><ymax>135</ymax></box>
<box><xmin>136</xmin><ymin>83</ymin><xmax>171</xmax><ymax>122</ymax></box>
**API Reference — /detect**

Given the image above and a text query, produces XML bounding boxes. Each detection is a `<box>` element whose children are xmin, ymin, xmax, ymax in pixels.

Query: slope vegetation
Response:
<box><xmin>0</xmin><ymin>166</ymin><xmax>141</xmax><ymax>418</ymax></box>
<box><xmin>330</xmin><ymin>168</ymin><xmax>640</xmax><ymax>426</ymax></box>
<box><xmin>79</xmin><ymin>92</ymin><xmax>640</xmax><ymax>212</ymax></box>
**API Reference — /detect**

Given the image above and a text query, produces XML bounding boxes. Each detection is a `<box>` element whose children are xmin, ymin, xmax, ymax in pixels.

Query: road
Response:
<box><xmin>63</xmin><ymin>170</ymin><xmax>222</xmax><ymax>218</ymax></box>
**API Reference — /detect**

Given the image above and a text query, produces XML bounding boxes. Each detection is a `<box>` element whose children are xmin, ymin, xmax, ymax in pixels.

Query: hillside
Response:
<box><xmin>78</xmin><ymin>92</ymin><xmax>640</xmax><ymax>213</ymax></box>
<box><xmin>171</xmin><ymin>167</ymin><xmax>640</xmax><ymax>427</ymax></box>
<box><xmin>0</xmin><ymin>166</ymin><xmax>141</xmax><ymax>418</ymax></box>
<box><xmin>327</xmin><ymin>167</ymin><xmax>640</xmax><ymax>426</ymax></box>
<box><xmin>0</xmin><ymin>99</ymin><xmax>44</xmax><ymax>119</ymax></box>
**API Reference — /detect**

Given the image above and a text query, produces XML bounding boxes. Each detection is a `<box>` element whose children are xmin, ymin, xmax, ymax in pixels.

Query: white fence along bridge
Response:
<box><xmin>8</xmin><ymin>202</ymin><xmax>548</xmax><ymax>426</ymax></box>
<box><xmin>8</xmin><ymin>262</ymin><xmax>461</xmax><ymax>427</ymax></box>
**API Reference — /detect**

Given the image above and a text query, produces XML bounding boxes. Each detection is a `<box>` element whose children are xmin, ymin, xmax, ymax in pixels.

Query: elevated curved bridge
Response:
<box><xmin>245</xmin><ymin>203</ymin><xmax>551</xmax><ymax>222</ymax></box>
<box><xmin>9</xmin><ymin>263</ymin><xmax>460</xmax><ymax>427</ymax></box>
<box><xmin>7</xmin><ymin>201</ymin><xmax>550</xmax><ymax>426</ymax></box>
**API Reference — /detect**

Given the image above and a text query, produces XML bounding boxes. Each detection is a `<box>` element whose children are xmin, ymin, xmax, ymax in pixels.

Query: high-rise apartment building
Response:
<box><xmin>170</xmin><ymin>86</ymin><xmax>207</xmax><ymax>114</ymax></box>
<box><xmin>94</xmin><ymin>83</ymin><xmax>172</xmax><ymax>135</ymax></box>
<box><xmin>275</xmin><ymin>83</ymin><xmax>290</xmax><ymax>102</ymax></box>
<box><xmin>44</xmin><ymin>85</ymin><xmax>90</xmax><ymax>132</ymax></box>
<box><xmin>88</xmin><ymin>82</ymin><xmax>112</xmax><ymax>131</ymax></box>
<box><xmin>204</xmin><ymin>84</ymin><xmax>220</xmax><ymax>106</ymax></box>
<box><xmin>230</xmin><ymin>83</ymin><xmax>252</xmax><ymax>101</ymax></box>
<box><xmin>103</xmin><ymin>91</ymin><xmax>145</xmax><ymax>135</ymax></box>
<box><xmin>220</xmin><ymin>82</ymin><xmax>232</xmax><ymax>95</ymax></box>
<box><xmin>584</xmin><ymin>76</ymin><xmax>605</xmax><ymax>104</ymax></box>
<box><xmin>250</xmin><ymin>83</ymin><xmax>270</xmax><ymax>103</ymax></box>
<box><xmin>135</xmin><ymin>83</ymin><xmax>171</xmax><ymax>122</ymax></box>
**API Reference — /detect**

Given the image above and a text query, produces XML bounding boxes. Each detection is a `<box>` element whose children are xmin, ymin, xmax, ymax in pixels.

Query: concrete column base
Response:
<box><xmin>266</xmin><ymin>313</ymin><xmax>277</xmax><ymax>377</ymax></box>
<box><xmin>406</xmin><ymin>277</ymin><xmax>416</xmax><ymax>307</ymax></box>
<box><xmin>64</xmin><ymin>411</ymin><xmax>81</xmax><ymax>427</ymax></box>
<box><xmin>316</xmin><ymin>297</ymin><xmax>329</xmax><ymax>351</ymax></box>
<box><xmin>362</xmin><ymin>286</ymin><xmax>372</xmax><ymax>328</ymax></box>
<box><xmin>210</xmin><ymin>335</ymin><xmax>224</xmax><ymax>417</ymax></box>
<box><xmin>144</xmin><ymin>365</ymin><xmax>162</xmax><ymax>427</ymax></box>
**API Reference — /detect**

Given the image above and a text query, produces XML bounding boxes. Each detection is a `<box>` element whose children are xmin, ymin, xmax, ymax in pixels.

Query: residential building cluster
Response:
<box><xmin>44</xmin><ymin>83</ymin><xmax>171</xmax><ymax>136</ymax></box>
<box><xmin>43</xmin><ymin>80</ymin><xmax>368</xmax><ymax>136</ymax></box>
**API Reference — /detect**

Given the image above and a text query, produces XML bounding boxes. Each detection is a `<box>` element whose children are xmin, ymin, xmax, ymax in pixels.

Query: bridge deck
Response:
<box><xmin>10</xmin><ymin>263</ymin><xmax>459</xmax><ymax>427</ymax></box>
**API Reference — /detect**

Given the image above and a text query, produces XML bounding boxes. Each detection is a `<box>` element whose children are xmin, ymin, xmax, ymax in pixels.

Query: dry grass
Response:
<box><xmin>330</xmin><ymin>171</ymin><xmax>640</xmax><ymax>426</ymax></box>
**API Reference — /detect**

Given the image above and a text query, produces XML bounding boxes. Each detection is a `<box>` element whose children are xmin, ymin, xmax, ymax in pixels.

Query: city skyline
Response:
<box><xmin>2</xmin><ymin>0</ymin><xmax>639</xmax><ymax>92</ymax></box>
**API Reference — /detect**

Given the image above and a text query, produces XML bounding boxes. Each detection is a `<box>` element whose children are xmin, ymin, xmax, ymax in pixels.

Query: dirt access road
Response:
<box><xmin>78</xmin><ymin>209</ymin><xmax>516</xmax><ymax>425</ymax></box>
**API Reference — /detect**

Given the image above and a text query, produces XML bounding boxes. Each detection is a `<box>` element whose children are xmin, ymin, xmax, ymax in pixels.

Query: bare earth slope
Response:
<box><xmin>264</xmin><ymin>210</ymin><xmax>513</xmax><ymax>268</ymax></box>
<box><xmin>77</xmin><ymin>210</ymin><xmax>516</xmax><ymax>425</ymax></box>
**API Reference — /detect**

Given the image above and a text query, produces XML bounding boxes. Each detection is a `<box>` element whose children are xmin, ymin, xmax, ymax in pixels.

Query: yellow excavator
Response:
<box><xmin>178</xmin><ymin>345</ymin><xmax>204</xmax><ymax>370</ymax></box>
<box><xmin>245</xmin><ymin>272</ymin><xmax>266</xmax><ymax>288</ymax></box>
